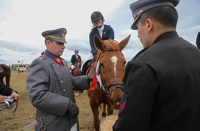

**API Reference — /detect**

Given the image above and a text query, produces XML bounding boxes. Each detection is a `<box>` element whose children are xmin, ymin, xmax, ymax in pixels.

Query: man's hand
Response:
<box><xmin>10</xmin><ymin>91</ymin><xmax>19</xmax><ymax>100</ymax></box>
<box><xmin>0</xmin><ymin>96</ymin><xmax>7</xmax><ymax>101</ymax></box>
<box><xmin>68</xmin><ymin>99</ymin><xmax>79</xmax><ymax>118</ymax></box>
<box><xmin>86</xmin><ymin>75</ymin><xmax>94</xmax><ymax>83</ymax></box>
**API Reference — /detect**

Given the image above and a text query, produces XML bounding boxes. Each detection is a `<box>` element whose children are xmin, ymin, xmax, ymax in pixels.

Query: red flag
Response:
<box><xmin>90</xmin><ymin>70</ymin><xmax>97</xmax><ymax>90</ymax></box>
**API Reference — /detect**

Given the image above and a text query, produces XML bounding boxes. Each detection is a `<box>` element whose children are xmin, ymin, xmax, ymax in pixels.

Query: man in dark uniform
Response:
<box><xmin>26</xmin><ymin>28</ymin><xmax>93</xmax><ymax>131</ymax></box>
<box><xmin>113</xmin><ymin>0</ymin><xmax>200</xmax><ymax>131</ymax></box>
<box><xmin>71</xmin><ymin>50</ymin><xmax>81</xmax><ymax>74</ymax></box>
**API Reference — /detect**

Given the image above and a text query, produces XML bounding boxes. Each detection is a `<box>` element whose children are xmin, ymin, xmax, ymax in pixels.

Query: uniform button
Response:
<box><xmin>58</xmin><ymin>72</ymin><xmax>60</xmax><ymax>75</ymax></box>
<box><xmin>52</xmin><ymin>64</ymin><xmax>55</xmax><ymax>67</ymax></box>
<box><xmin>61</xmin><ymin>80</ymin><xmax>63</xmax><ymax>83</ymax></box>
<box><xmin>63</xmin><ymin>89</ymin><xmax>66</xmax><ymax>92</ymax></box>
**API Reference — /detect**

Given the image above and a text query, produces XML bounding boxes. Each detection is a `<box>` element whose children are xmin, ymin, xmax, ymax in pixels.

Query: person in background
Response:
<box><xmin>81</xmin><ymin>11</ymin><xmax>114</xmax><ymax>74</ymax></box>
<box><xmin>0</xmin><ymin>82</ymin><xmax>19</xmax><ymax>101</ymax></box>
<box><xmin>41</xmin><ymin>51</ymin><xmax>44</xmax><ymax>55</ymax></box>
<box><xmin>71</xmin><ymin>50</ymin><xmax>81</xmax><ymax>75</ymax></box>
<box><xmin>113</xmin><ymin>0</ymin><xmax>200</xmax><ymax>131</ymax></box>
<box><xmin>26</xmin><ymin>28</ymin><xmax>93</xmax><ymax>131</ymax></box>
<box><xmin>196</xmin><ymin>32</ymin><xmax>200</xmax><ymax>49</ymax></box>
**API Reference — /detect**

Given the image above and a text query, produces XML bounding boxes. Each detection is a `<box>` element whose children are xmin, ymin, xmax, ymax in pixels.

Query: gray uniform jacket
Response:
<box><xmin>27</xmin><ymin>55</ymin><xmax>79</xmax><ymax>131</ymax></box>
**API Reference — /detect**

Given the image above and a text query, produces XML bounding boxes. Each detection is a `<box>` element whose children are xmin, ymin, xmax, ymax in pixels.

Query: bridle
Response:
<box><xmin>102</xmin><ymin>81</ymin><xmax>124</xmax><ymax>98</ymax></box>
<box><xmin>97</xmin><ymin>49</ymin><xmax>125</xmax><ymax>98</ymax></box>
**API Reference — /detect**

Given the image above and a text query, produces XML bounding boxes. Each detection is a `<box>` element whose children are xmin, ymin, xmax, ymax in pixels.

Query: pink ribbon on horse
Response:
<box><xmin>90</xmin><ymin>70</ymin><xmax>97</xmax><ymax>90</ymax></box>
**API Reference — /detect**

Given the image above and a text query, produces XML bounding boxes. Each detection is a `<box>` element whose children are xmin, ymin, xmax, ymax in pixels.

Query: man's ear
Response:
<box><xmin>146</xmin><ymin>18</ymin><xmax>153</xmax><ymax>32</ymax></box>
<box><xmin>45</xmin><ymin>39</ymin><xmax>51</xmax><ymax>47</ymax></box>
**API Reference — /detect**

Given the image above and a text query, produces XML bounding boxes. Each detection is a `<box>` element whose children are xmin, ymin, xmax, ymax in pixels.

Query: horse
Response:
<box><xmin>0</xmin><ymin>64</ymin><xmax>11</xmax><ymax>87</ymax></box>
<box><xmin>72</xmin><ymin>59</ymin><xmax>82</xmax><ymax>77</ymax></box>
<box><xmin>87</xmin><ymin>34</ymin><xmax>131</xmax><ymax>131</ymax></box>
<box><xmin>72</xmin><ymin>59</ymin><xmax>83</xmax><ymax>96</ymax></box>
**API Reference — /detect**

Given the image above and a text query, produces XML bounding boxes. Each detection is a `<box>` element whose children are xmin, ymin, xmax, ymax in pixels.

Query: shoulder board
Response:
<box><xmin>37</xmin><ymin>55</ymin><xmax>47</xmax><ymax>60</ymax></box>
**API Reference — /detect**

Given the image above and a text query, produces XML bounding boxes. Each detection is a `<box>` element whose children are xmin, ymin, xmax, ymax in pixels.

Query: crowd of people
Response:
<box><xmin>1</xmin><ymin>0</ymin><xmax>200</xmax><ymax>131</ymax></box>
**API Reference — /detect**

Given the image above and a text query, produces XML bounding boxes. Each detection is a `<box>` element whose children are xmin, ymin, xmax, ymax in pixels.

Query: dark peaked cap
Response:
<box><xmin>42</xmin><ymin>28</ymin><xmax>67</xmax><ymax>43</ymax></box>
<box><xmin>130</xmin><ymin>0</ymin><xmax>180</xmax><ymax>30</ymax></box>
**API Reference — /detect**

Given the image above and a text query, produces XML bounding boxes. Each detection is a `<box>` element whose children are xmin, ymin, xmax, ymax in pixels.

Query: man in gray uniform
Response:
<box><xmin>113</xmin><ymin>0</ymin><xmax>200</xmax><ymax>131</ymax></box>
<box><xmin>27</xmin><ymin>28</ymin><xmax>92</xmax><ymax>131</ymax></box>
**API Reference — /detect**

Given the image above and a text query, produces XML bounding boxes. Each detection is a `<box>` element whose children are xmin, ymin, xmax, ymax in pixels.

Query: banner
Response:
<box><xmin>18</xmin><ymin>67</ymin><xmax>26</xmax><ymax>71</ymax></box>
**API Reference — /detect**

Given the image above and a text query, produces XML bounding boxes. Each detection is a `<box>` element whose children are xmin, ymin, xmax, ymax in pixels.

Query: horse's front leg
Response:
<box><xmin>107</xmin><ymin>101</ymin><xmax>114</xmax><ymax>116</ymax></box>
<box><xmin>102</xmin><ymin>103</ymin><xmax>107</xmax><ymax>118</ymax></box>
<box><xmin>90</xmin><ymin>101</ymin><xmax>100</xmax><ymax>131</ymax></box>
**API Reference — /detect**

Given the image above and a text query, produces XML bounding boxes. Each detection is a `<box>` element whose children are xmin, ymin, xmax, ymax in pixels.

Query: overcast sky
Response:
<box><xmin>0</xmin><ymin>0</ymin><xmax>200</xmax><ymax>65</ymax></box>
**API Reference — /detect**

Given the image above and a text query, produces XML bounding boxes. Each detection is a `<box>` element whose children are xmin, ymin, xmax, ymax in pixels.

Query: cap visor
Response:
<box><xmin>52</xmin><ymin>38</ymin><xmax>67</xmax><ymax>44</ymax></box>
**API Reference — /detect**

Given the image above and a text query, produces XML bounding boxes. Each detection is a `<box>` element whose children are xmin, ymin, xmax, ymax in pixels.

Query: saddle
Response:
<box><xmin>0</xmin><ymin>66</ymin><xmax>2</xmax><ymax>73</ymax></box>
<box><xmin>81</xmin><ymin>60</ymin><xmax>92</xmax><ymax>75</ymax></box>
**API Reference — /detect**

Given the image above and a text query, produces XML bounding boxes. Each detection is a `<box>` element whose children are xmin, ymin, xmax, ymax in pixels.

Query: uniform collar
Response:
<box><xmin>44</xmin><ymin>50</ymin><xmax>57</xmax><ymax>60</ymax></box>
<box><xmin>132</xmin><ymin>31</ymin><xmax>178</xmax><ymax>61</ymax></box>
<box><xmin>153</xmin><ymin>31</ymin><xmax>178</xmax><ymax>44</ymax></box>
<box><xmin>44</xmin><ymin>50</ymin><xmax>63</xmax><ymax>65</ymax></box>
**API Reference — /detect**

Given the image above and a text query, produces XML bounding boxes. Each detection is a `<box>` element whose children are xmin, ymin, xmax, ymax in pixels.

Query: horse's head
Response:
<box><xmin>74</xmin><ymin>59</ymin><xmax>81</xmax><ymax>76</ymax></box>
<box><xmin>94</xmin><ymin>34</ymin><xmax>131</xmax><ymax>109</ymax></box>
<box><xmin>75</xmin><ymin>59</ymin><xmax>81</xmax><ymax>69</ymax></box>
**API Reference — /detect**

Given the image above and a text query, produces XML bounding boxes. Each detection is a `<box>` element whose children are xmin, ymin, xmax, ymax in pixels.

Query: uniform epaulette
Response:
<box><xmin>38</xmin><ymin>55</ymin><xmax>47</xmax><ymax>60</ymax></box>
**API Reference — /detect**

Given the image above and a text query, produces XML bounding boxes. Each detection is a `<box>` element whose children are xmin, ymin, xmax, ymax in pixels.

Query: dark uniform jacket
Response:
<box><xmin>0</xmin><ymin>82</ymin><xmax>13</xmax><ymax>96</ymax></box>
<box><xmin>89</xmin><ymin>24</ymin><xmax>114</xmax><ymax>54</ymax></box>
<box><xmin>71</xmin><ymin>54</ymin><xmax>81</xmax><ymax>66</ymax></box>
<box><xmin>27</xmin><ymin>50</ymin><xmax>79</xmax><ymax>131</ymax></box>
<box><xmin>113</xmin><ymin>31</ymin><xmax>200</xmax><ymax>131</ymax></box>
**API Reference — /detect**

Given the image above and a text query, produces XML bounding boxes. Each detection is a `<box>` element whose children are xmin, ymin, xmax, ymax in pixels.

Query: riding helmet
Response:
<box><xmin>91</xmin><ymin>11</ymin><xmax>104</xmax><ymax>22</ymax></box>
<box><xmin>75</xmin><ymin>50</ymin><xmax>79</xmax><ymax>53</ymax></box>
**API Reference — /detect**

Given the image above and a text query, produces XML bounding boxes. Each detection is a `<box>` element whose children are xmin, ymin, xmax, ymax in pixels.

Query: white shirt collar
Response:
<box><xmin>97</xmin><ymin>24</ymin><xmax>104</xmax><ymax>31</ymax></box>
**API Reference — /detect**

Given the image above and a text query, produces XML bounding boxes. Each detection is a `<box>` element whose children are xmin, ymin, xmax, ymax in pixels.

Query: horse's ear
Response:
<box><xmin>118</xmin><ymin>34</ymin><xmax>131</xmax><ymax>50</ymax></box>
<box><xmin>94</xmin><ymin>35</ymin><xmax>106</xmax><ymax>51</ymax></box>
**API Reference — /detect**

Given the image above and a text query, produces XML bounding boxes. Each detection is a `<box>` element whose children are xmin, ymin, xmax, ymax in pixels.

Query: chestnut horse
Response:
<box><xmin>73</xmin><ymin>59</ymin><xmax>83</xmax><ymax>96</ymax></box>
<box><xmin>72</xmin><ymin>59</ymin><xmax>82</xmax><ymax>77</ymax></box>
<box><xmin>0</xmin><ymin>64</ymin><xmax>11</xmax><ymax>87</ymax></box>
<box><xmin>87</xmin><ymin>35</ymin><xmax>131</xmax><ymax>131</ymax></box>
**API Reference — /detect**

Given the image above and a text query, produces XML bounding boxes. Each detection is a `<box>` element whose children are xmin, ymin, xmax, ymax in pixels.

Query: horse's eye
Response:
<box><xmin>100</xmin><ymin>63</ymin><xmax>104</xmax><ymax>67</ymax></box>
<box><xmin>124</xmin><ymin>61</ymin><xmax>126</xmax><ymax>65</ymax></box>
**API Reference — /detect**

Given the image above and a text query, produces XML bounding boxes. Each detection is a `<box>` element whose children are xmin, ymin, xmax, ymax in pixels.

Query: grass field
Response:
<box><xmin>0</xmin><ymin>71</ymin><xmax>118</xmax><ymax>131</ymax></box>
